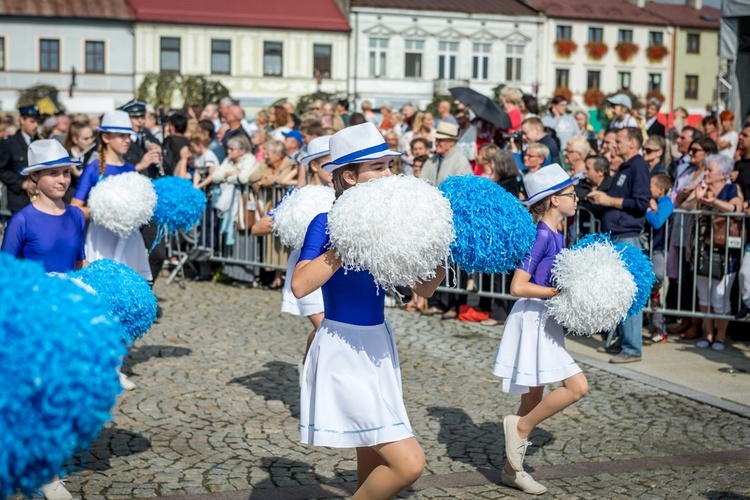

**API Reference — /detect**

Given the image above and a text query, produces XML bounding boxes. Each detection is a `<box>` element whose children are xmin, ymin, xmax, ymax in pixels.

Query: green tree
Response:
<box><xmin>17</xmin><ymin>84</ymin><xmax>65</xmax><ymax>113</ymax></box>
<box><xmin>137</xmin><ymin>73</ymin><xmax>230</xmax><ymax>109</ymax></box>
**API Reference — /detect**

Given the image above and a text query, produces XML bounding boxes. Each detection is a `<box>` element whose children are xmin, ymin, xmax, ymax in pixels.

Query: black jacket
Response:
<box><xmin>0</xmin><ymin>131</ymin><xmax>38</xmax><ymax>213</ymax></box>
<box><xmin>124</xmin><ymin>128</ymin><xmax>170</xmax><ymax>179</ymax></box>
<box><xmin>647</xmin><ymin>120</ymin><xmax>665</xmax><ymax>138</ymax></box>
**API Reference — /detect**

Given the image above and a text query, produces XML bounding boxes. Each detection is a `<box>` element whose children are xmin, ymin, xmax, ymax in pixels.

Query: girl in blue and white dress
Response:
<box><xmin>291</xmin><ymin>123</ymin><xmax>445</xmax><ymax>499</ymax></box>
<box><xmin>493</xmin><ymin>164</ymin><xmax>589</xmax><ymax>496</ymax></box>
<box><xmin>71</xmin><ymin>110</ymin><xmax>152</xmax><ymax>282</ymax></box>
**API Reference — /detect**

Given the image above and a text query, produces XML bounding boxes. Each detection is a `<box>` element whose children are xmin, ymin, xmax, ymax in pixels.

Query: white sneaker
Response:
<box><xmin>503</xmin><ymin>415</ymin><xmax>530</xmax><ymax>472</ymax></box>
<box><xmin>118</xmin><ymin>370</ymin><xmax>136</xmax><ymax>391</ymax></box>
<box><xmin>501</xmin><ymin>470</ymin><xmax>547</xmax><ymax>495</ymax></box>
<box><xmin>41</xmin><ymin>480</ymin><xmax>74</xmax><ymax>500</ymax></box>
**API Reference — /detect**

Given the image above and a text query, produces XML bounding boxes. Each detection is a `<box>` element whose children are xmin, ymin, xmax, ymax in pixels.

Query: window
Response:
<box><xmin>587</xmin><ymin>70</ymin><xmax>601</xmax><ymax>89</ymax></box>
<box><xmin>649</xmin><ymin>31</ymin><xmax>664</xmax><ymax>47</ymax></box>
<box><xmin>85</xmin><ymin>41</ymin><xmax>105</xmax><ymax>73</ymax></box>
<box><xmin>506</xmin><ymin>44</ymin><xmax>524</xmax><ymax>82</ymax></box>
<box><xmin>648</xmin><ymin>73</ymin><xmax>662</xmax><ymax>92</ymax></box>
<box><xmin>472</xmin><ymin>43</ymin><xmax>490</xmax><ymax>80</ymax></box>
<box><xmin>211</xmin><ymin>39</ymin><xmax>231</xmax><ymax>75</ymax></box>
<box><xmin>0</xmin><ymin>37</ymin><xmax>5</xmax><ymax>71</ymax></box>
<box><xmin>368</xmin><ymin>38</ymin><xmax>388</xmax><ymax>78</ymax></box>
<box><xmin>555</xmin><ymin>68</ymin><xmax>570</xmax><ymax>89</ymax></box>
<box><xmin>40</xmin><ymin>39</ymin><xmax>60</xmax><ymax>72</ymax></box>
<box><xmin>556</xmin><ymin>25</ymin><xmax>572</xmax><ymax>40</ymax></box>
<box><xmin>687</xmin><ymin>33</ymin><xmax>700</xmax><ymax>53</ymax></box>
<box><xmin>438</xmin><ymin>41</ymin><xmax>459</xmax><ymax>79</ymax></box>
<box><xmin>685</xmin><ymin>75</ymin><xmax>699</xmax><ymax>99</ymax></box>
<box><xmin>618</xmin><ymin>29</ymin><xmax>633</xmax><ymax>44</ymax></box>
<box><xmin>313</xmin><ymin>44</ymin><xmax>332</xmax><ymax>78</ymax></box>
<box><xmin>160</xmin><ymin>37</ymin><xmax>180</xmax><ymax>73</ymax></box>
<box><xmin>588</xmin><ymin>27</ymin><xmax>603</xmax><ymax>43</ymax></box>
<box><xmin>404</xmin><ymin>39</ymin><xmax>423</xmax><ymax>78</ymax></box>
<box><xmin>618</xmin><ymin>71</ymin><xmax>631</xmax><ymax>90</ymax></box>
<box><xmin>264</xmin><ymin>41</ymin><xmax>283</xmax><ymax>77</ymax></box>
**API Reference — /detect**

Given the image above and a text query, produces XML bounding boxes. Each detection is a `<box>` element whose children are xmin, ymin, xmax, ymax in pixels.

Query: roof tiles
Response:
<box><xmin>0</xmin><ymin>0</ymin><xmax>134</xmax><ymax>20</ymax></box>
<box><xmin>351</xmin><ymin>0</ymin><xmax>539</xmax><ymax>17</ymax></box>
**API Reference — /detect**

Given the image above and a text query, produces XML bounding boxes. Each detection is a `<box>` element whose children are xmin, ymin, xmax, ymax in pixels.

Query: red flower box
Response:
<box><xmin>585</xmin><ymin>41</ymin><xmax>608</xmax><ymax>60</ymax></box>
<box><xmin>615</xmin><ymin>42</ymin><xmax>639</xmax><ymax>61</ymax></box>
<box><xmin>554</xmin><ymin>87</ymin><xmax>573</xmax><ymax>101</ymax></box>
<box><xmin>554</xmin><ymin>39</ymin><xmax>578</xmax><ymax>58</ymax></box>
<box><xmin>646</xmin><ymin>44</ymin><xmax>669</xmax><ymax>63</ymax></box>
<box><xmin>584</xmin><ymin>88</ymin><xmax>604</xmax><ymax>107</ymax></box>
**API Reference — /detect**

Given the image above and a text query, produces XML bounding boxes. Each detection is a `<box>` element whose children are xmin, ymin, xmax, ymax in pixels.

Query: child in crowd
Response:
<box><xmin>646</xmin><ymin>173</ymin><xmax>675</xmax><ymax>343</ymax></box>
<box><xmin>493</xmin><ymin>164</ymin><xmax>589</xmax><ymax>495</ymax></box>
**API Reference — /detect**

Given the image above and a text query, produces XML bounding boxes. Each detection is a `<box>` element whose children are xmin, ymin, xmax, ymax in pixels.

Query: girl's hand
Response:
<box><xmin>649</xmin><ymin>198</ymin><xmax>658</xmax><ymax>212</ymax></box>
<box><xmin>549</xmin><ymin>287</ymin><xmax>559</xmax><ymax>298</ymax></box>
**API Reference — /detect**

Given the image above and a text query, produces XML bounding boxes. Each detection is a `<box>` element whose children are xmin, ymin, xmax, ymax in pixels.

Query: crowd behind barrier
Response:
<box><xmin>174</xmin><ymin>182</ymin><xmax>749</xmax><ymax>323</ymax></box>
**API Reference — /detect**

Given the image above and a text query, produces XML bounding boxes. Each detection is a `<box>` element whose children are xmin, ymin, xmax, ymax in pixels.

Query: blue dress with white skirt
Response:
<box><xmin>297</xmin><ymin>212</ymin><xmax>413</xmax><ymax>448</ymax></box>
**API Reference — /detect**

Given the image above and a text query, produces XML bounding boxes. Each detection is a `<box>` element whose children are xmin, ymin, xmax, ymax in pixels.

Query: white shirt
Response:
<box><xmin>719</xmin><ymin>130</ymin><xmax>739</xmax><ymax>159</ymax></box>
<box><xmin>610</xmin><ymin>115</ymin><xmax>639</xmax><ymax>129</ymax></box>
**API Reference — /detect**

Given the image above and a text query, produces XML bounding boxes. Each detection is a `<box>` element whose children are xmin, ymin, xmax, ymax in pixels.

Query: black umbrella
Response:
<box><xmin>449</xmin><ymin>87</ymin><xmax>511</xmax><ymax>130</ymax></box>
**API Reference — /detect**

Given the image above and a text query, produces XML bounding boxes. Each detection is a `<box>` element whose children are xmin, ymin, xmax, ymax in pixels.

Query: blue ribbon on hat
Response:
<box><xmin>37</xmin><ymin>155</ymin><xmax>78</xmax><ymax>166</ymax></box>
<box><xmin>329</xmin><ymin>143</ymin><xmax>389</xmax><ymax>165</ymax></box>
<box><xmin>525</xmin><ymin>178</ymin><xmax>573</xmax><ymax>205</ymax></box>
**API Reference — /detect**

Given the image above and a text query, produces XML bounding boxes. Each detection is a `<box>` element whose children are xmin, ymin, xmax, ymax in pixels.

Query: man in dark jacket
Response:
<box><xmin>645</xmin><ymin>99</ymin><xmax>665</xmax><ymax>138</ymax></box>
<box><xmin>0</xmin><ymin>105</ymin><xmax>42</xmax><ymax>214</ymax></box>
<box><xmin>121</xmin><ymin>99</ymin><xmax>165</xmax><ymax>178</ymax></box>
<box><xmin>588</xmin><ymin>127</ymin><xmax>651</xmax><ymax>364</ymax></box>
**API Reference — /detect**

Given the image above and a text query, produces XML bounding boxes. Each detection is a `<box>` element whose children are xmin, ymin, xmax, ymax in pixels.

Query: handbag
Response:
<box><xmin>711</xmin><ymin>214</ymin><xmax>744</xmax><ymax>249</ymax></box>
<box><xmin>695</xmin><ymin>243</ymin><xmax>725</xmax><ymax>280</ymax></box>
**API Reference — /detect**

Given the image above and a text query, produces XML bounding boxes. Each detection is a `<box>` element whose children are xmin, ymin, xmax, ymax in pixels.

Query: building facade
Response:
<box><xmin>349</xmin><ymin>0</ymin><xmax>543</xmax><ymax>109</ymax></box>
<box><xmin>130</xmin><ymin>0</ymin><xmax>350</xmax><ymax>111</ymax></box>
<box><xmin>0</xmin><ymin>2</ymin><xmax>134</xmax><ymax>113</ymax></box>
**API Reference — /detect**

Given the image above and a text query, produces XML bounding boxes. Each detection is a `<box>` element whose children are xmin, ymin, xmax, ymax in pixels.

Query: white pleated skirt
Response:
<box><xmin>300</xmin><ymin>318</ymin><xmax>414</xmax><ymax>448</ymax></box>
<box><xmin>85</xmin><ymin>223</ymin><xmax>153</xmax><ymax>281</ymax></box>
<box><xmin>281</xmin><ymin>248</ymin><xmax>324</xmax><ymax>317</ymax></box>
<box><xmin>493</xmin><ymin>298</ymin><xmax>581</xmax><ymax>394</ymax></box>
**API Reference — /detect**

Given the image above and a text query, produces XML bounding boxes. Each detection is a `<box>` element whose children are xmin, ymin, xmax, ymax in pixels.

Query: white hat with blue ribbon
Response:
<box><xmin>97</xmin><ymin>110</ymin><xmax>135</xmax><ymax>135</ymax></box>
<box><xmin>300</xmin><ymin>135</ymin><xmax>331</xmax><ymax>167</ymax></box>
<box><xmin>20</xmin><ymin>139</ymin><xmax>82</xmax><ymax>175</ymax></box>
<box><xmin>522</xmin><ymin>163</ymin><xmax>574</xmax><ymax>206</ymax></box>
<box><xmin>322</xmin><ymin>122</ymin><xmax>402</xmax><ymax>173</ymax></box>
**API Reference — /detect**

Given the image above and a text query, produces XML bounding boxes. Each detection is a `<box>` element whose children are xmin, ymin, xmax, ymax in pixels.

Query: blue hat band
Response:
<box><xmin>99</xmin><ymin>125</ymin><xmax>134</xmax><ymax>134</ymax></box>
<box><xmin>525</xmin><ymin>177</ymin><xmax>573</xmax><ymax>205</ymax></box>
<box><xmin>37</xmin><ymin>155</ymin><xmax>78</xmax><ymax>166</ymax></box>
<box><xmin>329</xmin><ymin>143</ymin><xmax>389</xmax><ymax>165</ymax></box>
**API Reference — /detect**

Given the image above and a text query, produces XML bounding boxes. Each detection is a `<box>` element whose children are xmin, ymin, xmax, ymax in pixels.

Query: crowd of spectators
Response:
<box><xmin>1</xmin><ymin>89</ymin><xmax>749</xmax><ymax>355</ymax></box>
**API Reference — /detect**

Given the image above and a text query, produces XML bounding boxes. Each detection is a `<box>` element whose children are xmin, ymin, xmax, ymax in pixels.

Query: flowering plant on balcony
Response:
<box><xmin>585</xmin><ymin>41</ymin><xmax>608</xmax><ymax>60</ymax></box>
<box><xmin>646</xmin><ymin>89</ymin><xmax>665</xmax><ymax>103</ymax></box>
<box><xmin>554</xmin><ymin>87</ymin><xmax>573</xmax><ymax>101</ymax></box>
<box><xmin>615</xmin><ymin>42</ymin><xmax>639</xmax><ymax>62</ymax></box>
<box><xmin>646</xmin><ymin>44</ymin><xmax>669</xmax><ymax>63</ymax></box>
<box><xmin>584</xmin><ymin>88</ymin><xmax>605</xmax><ymax>107</ymax></box>
<box><xmin>554</xmin><ymin>39</ymin><xmax>578</xmax><ymax>58</ymax></box>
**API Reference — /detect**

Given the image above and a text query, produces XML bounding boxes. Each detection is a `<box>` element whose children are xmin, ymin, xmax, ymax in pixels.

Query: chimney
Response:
<box><xmin>625</xmin><ymin>0</ymin><xmax>646</xmax><ymax>8</ymax></box>
<box><xmin>686</xmin><ymin>0</ymin><xmax>702</xmax><ymax>10</ymax></box>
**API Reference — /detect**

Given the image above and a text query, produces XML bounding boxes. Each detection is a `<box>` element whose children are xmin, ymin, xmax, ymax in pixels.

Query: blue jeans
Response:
<box><xmin>613</xmin><ymin>236</ymin><xmax>644</xmax><ymax>357</ymax></box>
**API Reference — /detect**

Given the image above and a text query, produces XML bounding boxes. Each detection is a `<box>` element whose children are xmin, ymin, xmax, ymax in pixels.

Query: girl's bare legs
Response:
<box><xmin>503</xmin><ymin>386</ymin><xmax>543</xmax><ymax>474</ymax></box>
<box><xmin>353</xmin><ymin>438</ymin><xmax>425</xmax><ymax>500</ymax></box>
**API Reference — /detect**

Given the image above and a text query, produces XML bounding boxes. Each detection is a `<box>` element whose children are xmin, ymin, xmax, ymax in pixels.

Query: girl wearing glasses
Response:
<box><xmin>493</xmin><ymin>164</ymin><xmax>588</xmax><ymax>495</ymax></box>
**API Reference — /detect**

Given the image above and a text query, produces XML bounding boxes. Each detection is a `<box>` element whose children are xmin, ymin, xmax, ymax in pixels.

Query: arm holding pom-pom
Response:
<box><xmin>292</xmin><ymin>250</ymin><xmax>341</xmax><ymax>298</ymax></box>
<box><xmin>510</xmin><ymin>269</ymin><xmax>558</xmax><ymax>299</ymax></box>
<box><xmin>251</xmin><ymin>213</ymin><xmax>274</xmax><ymax>237</ymax></box>
<box><xmin>411</xmin><ymin>264</ymin><xmax>446</xmax><ymax>298</ymax></box>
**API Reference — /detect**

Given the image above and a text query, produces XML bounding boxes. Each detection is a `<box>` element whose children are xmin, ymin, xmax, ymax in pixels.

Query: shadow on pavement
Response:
<box><xmin>70</xmin><ymin>426</ymin><xmax>150</xmax><ymax>472</ymax></box>
<box><xmin>122</xmin><ymin>344</ymin><xmax>192</xmax><ymax>373</ymax></box>
<box><xmin>705</xmin><ymin>493</ymin><xmax>748</xmax><ymax>500</ymax></box>
<box><xmin>248</xmin><ymin>456</ymin><xmax>357</xmax><ymax>499</ymax></box>
<box><xmin>230</xmin><ymin>361</ymin><xmax>300</xmax><ymax>419</ymax></box>
<box><xmin>427</xmin><ymin>406</ymin><xmax>553</xmax><ymax>476</ymax></box>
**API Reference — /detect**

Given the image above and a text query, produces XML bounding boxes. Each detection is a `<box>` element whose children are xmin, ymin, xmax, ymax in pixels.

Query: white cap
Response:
<box><xmin>522</xmin><ymin>164</ymin><xmax>574</xmax><ymax>206</ymax></box>
<box><xmin>607</xmin><ymin>93</ymin><xmax>632</xmax><ymax>110</ymax></box>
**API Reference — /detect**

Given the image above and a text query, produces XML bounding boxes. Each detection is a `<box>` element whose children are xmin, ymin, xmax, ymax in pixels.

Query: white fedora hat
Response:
<box><xmin>97</xmin><ymin>110</ymin><xmax>135</xmax><ymax>135</ymax></box>
<box><xmin>321</xmin><ymin>123</ymin><xmax>402</xmax><ymax>173</ymax></box>
<box><xmin>20</xmin><ymin>139</ymin><xmax>82</xmax><ymax>175</ymax></box>
<box><xmin>299</xmin><ymin>135</ymin><xmax>331</xmax><ymax>167</ymax></box>
<box><xmin>522</xmin><ymin>163</ymin><xmax>574</xmax><ymax>206</ymax></box>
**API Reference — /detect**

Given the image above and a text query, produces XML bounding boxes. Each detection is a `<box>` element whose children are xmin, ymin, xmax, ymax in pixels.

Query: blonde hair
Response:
<box><xmin>501</xmin><ymin>87</ymin><xmax>523</xmax><ymax>105</ymax></box>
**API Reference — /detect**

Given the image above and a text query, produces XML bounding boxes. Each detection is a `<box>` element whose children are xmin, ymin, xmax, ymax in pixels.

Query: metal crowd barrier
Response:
<box><xmin>184</xmin><ymin>184</ymin><xmax>749</xmax><ymax>322</ymax></box>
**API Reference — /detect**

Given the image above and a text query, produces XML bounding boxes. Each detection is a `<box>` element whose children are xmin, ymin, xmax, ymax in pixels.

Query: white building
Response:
<box><xmin>349</xmin><ymin>0</ymin><xmax>544</xmax><ymax>109</ymax></box>
<box><xmin>0</xmin><ymin>1</ymin><xmax>135</xmax><ymax>113</ymax></box>
<box><xmin>527</xmin><ymin>0</ymin><xmax>673</xmax><ymax>112</ymax></box>
<box><xmin>129</xmin><ymin>0</ymin><xmax>351</xmax><ymax>111</ymax></box>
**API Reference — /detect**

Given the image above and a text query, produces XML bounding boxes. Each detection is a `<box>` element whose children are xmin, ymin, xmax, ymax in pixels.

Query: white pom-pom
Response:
<box><xmin>273</xmin><ymin>185</ymin><xmax>335</xmax><ymax>249</ymax></box>
<box><xmin>547</xmin><ymin>240</ymin><xmax>636</xmax><ymax>336</ymax></box>
<box><xmin>328</xmin><ymin>175</ymin><xmax>454</xmax><ymax>289</ymax></box>
<box><xmin>88</xmin><ymin>172</ymin><xmax>156</xmax><ymax>237</ymax></box>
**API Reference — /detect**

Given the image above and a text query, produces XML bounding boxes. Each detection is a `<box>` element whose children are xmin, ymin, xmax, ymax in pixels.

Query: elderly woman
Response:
<box><xmin>692</xmin><ymin>154</ymin><xmax>744</xmax><ymax>350</ymax></box>
<box><xmin>212</xmin><ymin>135</ymin><xmax>259</xmax><ymax>187</ymax></box>
<box><xmin>666</xmin><ymin>137</ymin><xmax>718</xmax><ymax>338</ymax></box>
<box><xmin>642</xmin><ymin>135</ymin><xmax>666</xmax><ymax>175</ymax></box>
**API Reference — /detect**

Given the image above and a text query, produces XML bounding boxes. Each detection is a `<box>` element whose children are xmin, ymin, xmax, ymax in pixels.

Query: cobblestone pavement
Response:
<box><xmin>61</xmin><ymin>281</ymin><xmax>750</xmax><ymax>499</ymax></box>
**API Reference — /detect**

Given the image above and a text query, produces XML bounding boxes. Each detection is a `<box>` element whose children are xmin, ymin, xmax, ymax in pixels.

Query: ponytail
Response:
<box><xmin>98</xmin><ymin>134</ymin><xmax>108</xmax><ymax>177</ymax></box>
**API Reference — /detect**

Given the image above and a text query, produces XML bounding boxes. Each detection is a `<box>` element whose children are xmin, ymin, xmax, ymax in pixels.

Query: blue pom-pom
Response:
<box><xmin>574</xmin><ymin>233</ymin><xmax>655</xmax><ymax>317</ymax></box>
<box><xmin>614</xmin><ymin>241</ymin><xmax>656</xmax><ymax>317</ymax></box>
<box><xmin>70</xmin><ymin>259</ymin><xmax>157</xmax><ymax>344</ymax></box>
<box><xmin>152</xmin><ymin>176</ymin><xmax>207</xmax><ymax>233</ymax></box>
<box><xmin>0</xmin><ymin>254</ymin><xmax>125</xmax><ymax>496</ymax></box>
<box><xmin>439</xmin><ymin>175</ymin><xmax>536</xmax><ymax>273</ymax></box>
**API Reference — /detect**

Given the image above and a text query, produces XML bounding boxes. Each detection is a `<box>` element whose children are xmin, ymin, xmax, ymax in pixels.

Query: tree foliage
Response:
<box><xmin>17</xmin><ymin>85</ymin><xmax>65</xmax><ymax>112</ymax></box>
<box><xmin>137</xmin><ymin>73</ymin><xmax>230</xmax><ymax>110</ymax></box>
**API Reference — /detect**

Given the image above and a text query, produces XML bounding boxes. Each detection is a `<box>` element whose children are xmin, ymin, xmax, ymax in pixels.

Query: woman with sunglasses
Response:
<box><xmin>642</xmin><ymin>136</ymin><xmax>666</xmax><ymax>176</ymax></box>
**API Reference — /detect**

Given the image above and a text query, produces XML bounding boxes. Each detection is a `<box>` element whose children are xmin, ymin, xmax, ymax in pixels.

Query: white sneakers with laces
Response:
<box><xmin>501</xmin><ymin>470</ymin><xmax>547</xmax><ymax>495</ymax></box>
<box><xmin>40</xmin><ymin>479</ymin><xmax>73</xmax><ymax>500</ymax></box>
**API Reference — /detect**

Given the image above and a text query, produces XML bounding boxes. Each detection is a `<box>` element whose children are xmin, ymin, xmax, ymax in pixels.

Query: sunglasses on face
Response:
<box><xmin>643</xmin><ymin>148</ymin><xmax>660</xmax><ymax>153</ymax></box>
<box><xmin>689</xmin><ymin>148</ymin><xmax>704</xmax><ymax>154</ymax></box>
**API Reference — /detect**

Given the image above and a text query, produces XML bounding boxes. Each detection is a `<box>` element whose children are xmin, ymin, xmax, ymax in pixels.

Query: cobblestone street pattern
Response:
<box><xmin>65</xmin><ymin>281</ymin><xmax>750</xmax><ymax>499</ymax></box>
